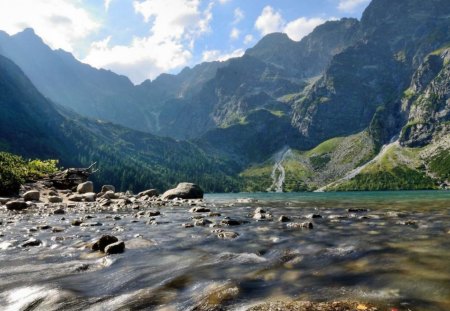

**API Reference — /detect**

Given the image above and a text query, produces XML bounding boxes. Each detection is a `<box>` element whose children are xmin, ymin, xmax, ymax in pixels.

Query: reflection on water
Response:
<box><xmin>0</xmin><ymin>191</ymin><xmax>449</xmax><ymax>310</ymax></box>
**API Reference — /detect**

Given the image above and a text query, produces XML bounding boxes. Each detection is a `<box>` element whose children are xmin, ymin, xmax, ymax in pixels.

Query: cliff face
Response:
<box><xmin>400</xmin><ymin>49</ymin><xmax>450</xmax><ymax>147</ymax></box>
<box><xmin>291</xmin><ymin>0</ymin><xmax>450</xmax><ymax>147</ymax></box>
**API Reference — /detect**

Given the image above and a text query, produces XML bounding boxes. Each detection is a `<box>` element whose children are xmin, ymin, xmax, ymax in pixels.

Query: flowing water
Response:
<box><xmin>0</xmin><ymin>191</ymin><xmax>449</xmax><ymax>310</ymax></box>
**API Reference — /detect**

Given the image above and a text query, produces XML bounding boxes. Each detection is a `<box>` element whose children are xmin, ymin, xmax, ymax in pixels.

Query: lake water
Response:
<box><xmin>0</xmin><ymin>191</ymin><xmax>449</xmax><ymax>310</ymax></box>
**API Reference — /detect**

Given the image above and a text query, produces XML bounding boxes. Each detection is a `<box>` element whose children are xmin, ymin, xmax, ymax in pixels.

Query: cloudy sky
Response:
<box><xmin>0</xmin><ymin>0</ymin><xmax>370</xmax><ymax>84</ymax></box>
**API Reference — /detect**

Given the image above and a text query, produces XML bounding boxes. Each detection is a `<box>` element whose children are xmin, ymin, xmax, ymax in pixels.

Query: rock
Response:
<box><xmin>189</xmin><ymin>206</ymin><xmax>210</xmax><ymax>213</ymax></box>
<box><xmin>147</xmin><ymin>211</ymin><xmax>160</xmax><ymax>217</ymax></box>
<box><xmin>255</xmin><ymin>207</ymin><xmax>266</xmax><ymax>214</ymax></box>
<box><xmin>37</xmin><ymin>224</ymin><xmax>52</xmax><ymax>230</ymax></box>
<box><xmin>81</xmin><ymin>222</ymin><xmax>102</xmax><ymax>227</ymax></box>
<box><xmin>208</xmin><ymin>212</ymin><xmax>221</xmax><ymax>217</ymax></box>
<box><xmin>101</xmin><ymin>190</ymin><xmax>118</xmax><ymax>200</ymax></box>
<box><xmin>246</xmin><ymin>301</ymin><xmax>378</xmax><ymax>311</ymax></box>
<box><xmin>48</xmin><ymin>196</ymin><xmax>63</xmax><ymax>203</ymax></box>
<box><xmin>253</xmin><ymin>213</ymin><xmax>266</xmax><ymax>220</ymax></box>
<box><xmin>6</xmin><ymin>200</ymin><xmax>28</xmax><ymax>211</ymax></box>
<box><xmin>287</xmin><ymin>222</ymin><xmax>314</xmax><ymax>229</ymax></box>
<box><xmin>279</xmin><ymin>215</ymin><xmax>290</xmax><ymax>222</ymax></box>
<box><xmin>92</xmin><ymin>235</ymin><xmax>119</xmax><ymax>252</ymax></box>
<box><xmin>101</xmin><ymin>185</ymin><xmax>115</xmax><ymax>193</ymax></box>
<box><xmin>162</xmin><ymin>183</ymin><xmax>203</xmax><ymax>200</ymax></box>
<box><xmin>21</xmin><ymin>238</ymin><xmax>42</xmax><ymax>247</ymax></box>
<box><xmin>348</xmin><ymin>208</ymin><xmax>368</xmax><ymax>213</ymax></box>
<box><xmin>83</xmin><ymin>192</ymin><xmax>96</xmax><ymax>202</ymax></box>
<box><xmin>23</xmin><ymin>190</ymin><xmax>40</xmax><ymax>201</ymax></box>
<box><xmin>221</xmin><ymin>218</ymin><xmax>241</xmax><ymax>226</ymax></box>
<box><xmin>307</xmin><ymin>214</ymin><xmax>322</xmax><ymax>219</ymax></box>
<box><xmin>194</xmin><ymin>218</ymin><xmax>212</xmax><ymax>226</ymax></box>
<box><xmin>105</xmin><ymin>241</ymin><xmax>125</xmax><ymax>254</ymax></box>
<box><xmin>52</xmin><ymin>227</ymin><xmax>65</xmax><ymax>233</ymax></box>
<box><xmin>77</xmin><ymin>181</ymin><xmax>94</xmax><ymax>194</ymax></box>
<box><xmin>71</xmin><ymin>219</ymin><xmax>83</xmax><ymax>226</ymax></box>
<box><xmin>68</xmin><ymin>194</ymin><xmax>83</xmax><ymax>202</ymax></box>
<box><xmin>138</xmin><ymin>189</ymin><xmax>159</xmax><ymax>197</ymax></box>
<box><xmin>217</xmin><ymin>231</ymin><xmax>239</xmax><ymax>239</ymax></box>
<box><xmin>53</xmin><ymin>208</ymin><xmax>65</xmax><ymax>215</ymax></box>
<box><xmin>0</xmin><ymin>197</ymin><xmax>10</xmax><ymax>204</ymax></box>
<box><xmin>182</xmin><ymin>223</ymin><xmax>194</xmax><ymax>228</ymax></box>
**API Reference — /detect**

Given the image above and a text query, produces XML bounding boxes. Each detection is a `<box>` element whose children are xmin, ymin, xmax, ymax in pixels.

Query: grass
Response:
<box><xmin>305</xmin><ymin>137</ymin><xmax>345</xmax><ymax>157</ymax></box>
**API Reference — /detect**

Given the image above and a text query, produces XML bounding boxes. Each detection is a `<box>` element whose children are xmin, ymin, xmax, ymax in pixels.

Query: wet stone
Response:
<box><xmin>182</xmin><ymin>223</ymin><xmax>194</xmax><ymax>228</ymax></box>
<box><xmin>92</xmin><ymin>235</ymin><xmax>119</xmax><ymax>252</ymax></box>
<box><xmin>221</xmin><ymin>218</ymin><xmax>241</xmax><ymax>226</ymax></box>
<box><xmin>37</xmin><ymin>224</ymin><xmax>52</xmax><ymax>230</ymax></box>
<box><xmin>216</xmin><ymin>231</ymin><xmax>239</xmax><ymax>239</ymax></box>
<box><xmin>189</xmin><ymin>207</ymin><xmax>210</xmax><ymax>213</ymax></box>
<box><xmin>53</xmin><ymin>208</ymin><xmax>65</xmax><ymax>215</ymax></box>
<box><xmin>52</xmin><ymin>227</ymin><xmax>65</xmax><ymax>233</ymax></box>
<box><xmin>307</xmin><ymin>214</ymin><xmax>323</xmax><ymax>219</ymax></box>
<box><xmin>48</xmin><ymin>196</ymin><xmax>63</xmax><ymax>203</ymax></box>
<box><xmin>80</xmin><ymin>222</ymin><xmax>102</xmax><ymax>227</ymax></box>
<box><xmin>71</xmin><ymin>219</ymin><xmax>83</xmax><ymax>226</ymax></box>
<box><xmin>287</xmin><ymin>222</ymin><xmax>314</xmax><ymax>229</ymax></box>
<box><xmin>279</xmin><ymin>215</ymin><xmax>290</xmax><ymax>222</ymax></box>
<box><xmin>21</xmin><ymin>238</ymin><xmax>42</xmax><ymax>247</ymax></box>
<box><xmin>348</xmin><ymin>208</ymin><xmax>368</xmax><ymax>213</ymax></box>
<box><xmin>6</xmin><ymin>201</ymin><xmax>28</xmax><ymax>211</ymax></box>
<box><xmin>105</xmin><ymin>241</ymin><xmax>125</xmax><ymax>254</ymax></box>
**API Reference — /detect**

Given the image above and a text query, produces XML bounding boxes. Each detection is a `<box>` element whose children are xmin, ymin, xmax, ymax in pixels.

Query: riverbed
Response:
<box><xmin>0</xmin><ymin>191</ymin><xmax>449</xmax><ymax>310</ymax></box>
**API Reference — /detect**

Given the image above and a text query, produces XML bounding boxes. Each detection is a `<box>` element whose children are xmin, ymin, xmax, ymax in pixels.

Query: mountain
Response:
<box><xmin>0</xmin><ymin>28</ymin><xmax>152</xmax><ymax>133</ymax></box>
<box><xmin>0</xmin><ymin>54</ymin><xmax>240</xmax><ymax>193</ymax></box>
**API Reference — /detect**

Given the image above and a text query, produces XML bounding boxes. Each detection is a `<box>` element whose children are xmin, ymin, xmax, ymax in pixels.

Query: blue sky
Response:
<box><xmin>0</xmin><ymin>0</ymin><xmax>370</xmax><ymax>83</ymax></box>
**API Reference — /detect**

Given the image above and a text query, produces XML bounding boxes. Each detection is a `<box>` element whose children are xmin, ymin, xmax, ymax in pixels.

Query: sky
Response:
<box><xmin>0</xmin><ymin>0</ymin><xmax>370</xmax><ymax>84</ymax></box>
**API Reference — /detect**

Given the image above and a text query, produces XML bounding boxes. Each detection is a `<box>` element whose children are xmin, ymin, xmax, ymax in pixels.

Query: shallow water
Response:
<box><xmin>0</xmin><ymin>191</ymin><xmax>449</xmax><ymax>310</ymax></box>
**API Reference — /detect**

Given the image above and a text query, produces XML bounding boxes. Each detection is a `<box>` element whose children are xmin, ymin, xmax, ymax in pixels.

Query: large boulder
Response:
<box><xmin>162</xmin><ymin>183</ymin><xmax>204</xmax><ymax>200</ymax></box>
<box><xmin>23</xmin><ymin>190</ymin><xmax>40</xmax><ymax>201</ymax></box>
<box><xmin>6</xmin><ymin>200</ymin><xmax>28</xmax><ymax>211</ymax></box>
<box><xmin>77</xmin><ymin>181</ymin><xmax>94</xmax><ymax>194</ymax></box>
<box><xmin>101</xmin><ymin>185</ymin><xmax>115</xmax><ymax>193</ymax></box>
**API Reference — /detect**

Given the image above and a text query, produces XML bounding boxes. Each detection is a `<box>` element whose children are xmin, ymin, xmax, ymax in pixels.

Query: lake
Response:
<box><xmin>0</xmin><ymin>191</ymin><xmax>449</xmax><ymax>310</ymax></box>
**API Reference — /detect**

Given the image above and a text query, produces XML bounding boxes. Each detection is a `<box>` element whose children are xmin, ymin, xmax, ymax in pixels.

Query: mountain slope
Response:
<box><xmin>0</xmin><ymin>55</ymin><xmax>240</xmax><ymax>192</ymax></box>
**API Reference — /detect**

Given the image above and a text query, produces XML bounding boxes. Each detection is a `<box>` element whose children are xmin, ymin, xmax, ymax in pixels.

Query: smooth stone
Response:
<box><xmin>162</xmin><ymin>183</ymin><xmax>204</xmax><ymax>200</ymax></box>
<box><xmin>253</xmin><ymin>213</ymin><xmax>266</xmax><ymax>220</ymax></box>
<box><xmin>221</xmin><ymin>218</ymin><xmax>241</xmax><ymax>226</ymax></box>
<box><xmin>48</xmin><ymin>196</ymin><xmax>63</xmax><ymax>203</ymax></box>
<box><xmin>105</xmin><ymin>241</ymin><xmax>125</xmax><ymax>254</ymax></box>
<box><xmin>68</xmin><ymin>194</ymin><xmax>83</xmax><ymax>202</ymax></box>
<box><xmin>6</xmin><ymin>200</ymin><xmax>28</xmax><ymax>211</ymax></box>
<box><xmin>194</xmin><ymin>218</ymin><xmax>212</xmax><ymax>226</ymax></box>
<box><xmin>255</xmin><ymin>207</ymin><xmax>266</xmax><ymax>214</ymax></box>
<box><xmin>182</xmin><ymin>223</ymin><xmax>194</xmax><ymax>228</ymax></box>
<box><xmin>138</xmin><ymin>189</ymin><xmax>159</xmax><ymax>197</ymax></box>
<box><xmin>101</xmin><ymin>190</ymin><xmax>118</xmax><ymax>200</ymax></box>
<box><xmin>307</xmin><ymin>214</ymin><xmax>322</xmax><ymax>219</ymax></box>
<box><xmin>92</xmin><ymin>235</ymin><xmax>119</xmax><ymax>252</ymax></box>
<box><xmin>21</xmin><ymin>238</ymin><xmax>42</xmax><ymax>247</ymax></box>
<box><xmin>278</xmin><ymin>215</ymin><xmax>290</xmax><ymax>222</ymax></box>
<box><xmin>83</xmin><ymin>192</ymin><xmax>96</xmax><ymax>202</ymax></box>
<box><xmin>23</xmin><ymin>190</ymin><xmax>40</xmax><ymax>201</ymax></box>
<box><xmin>80</xmin><ymin>222</ymin><xmax>102</xmax><ymax>227</ymax></box>
<box><xmin>52</xmin><ymin>227</ymin><xmax>65</xmax><ymax>233</ymax></box>
<box><xmin>216</xmin><ymin>231</ymin><xmax>239</xmax><ymax>239</ymax></box>
<box><xmin>37</xmin><ymin>224</ymin><xmax>52</xmax><ymax>230</ymax></box>
<box><xmin>189</xmin><ymin>207</ymin><xmax>210</xmax><ymax>213</ymax></box>
<box><xmin>147</xmin><ymin>211</ymin><xmax>160</xmax><ymax>216</ymax></box>
<box><xmin>101</xmin><ymin>185</ymin><xmax>115</xmax><ymax>193</ymax></box>
<box><xmin>71</xmin><ymin>219</ymin><xmax>83</xmax><ymax>226</ymax></box>
<box><xmin>53</xmin><ymin>208</ymin><xmax>65</xmax><ymax>214</ymax></box>
<box><xmin>77</xmin><ymin>181</ymin><xmax>94</xmax><ymax>194</ymax></box>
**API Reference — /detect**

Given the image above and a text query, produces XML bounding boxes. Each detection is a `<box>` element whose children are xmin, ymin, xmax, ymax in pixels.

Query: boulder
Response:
<box><xmin>92</xmin><ymin>235</ymin><xmax>118</xmax><ymax>252</ymax></box>
<box><xmin>162</xmin><ymin>183</ymin><xmax>203</xmax><ymax>200</ymax></box>
<box><xmin>102</xmin><ymin>190</ymin><xmax>118</xmax><ymax>200</ymax></box>
<box><xmin>68</xmin><ymin>194</ymin><xmax>83</xmax><ymax>202</ymax></box>
<box><xmin>101</xmin><ymin>185</ymin><xmax>115</xmax><ymax>193</ymax></box>
<box><xmin>48</xmin><ymin>196</ymin><xmax>63</xmax><ymax>203</ymax></box>
<box><xmin>83</xmin><ymin>192</ymin><xmax>96</xmax><ymax>202</ymax></box>
<box><xmin>138</xmin><ymin>189</ymin><xmax>159</xmax><ymax>197</ymax></box>
<box><xmin>23</xmin><ymin>190</ymin><xmax>40</xmax><ymax>201</ymax></box>
<box><xmin>6</xmin><ymin>200</ymin><xmax>28</xmax><ymax>211</ymax></box>
<box><xmin>105</xmin><ymin>241</ymin><xmax>125</xmax><ymax>254</ymax></box>
<box><xmin>77</xmin><ymin>181</ymin><xmax>94</xmax><ymax>194</ymax></box>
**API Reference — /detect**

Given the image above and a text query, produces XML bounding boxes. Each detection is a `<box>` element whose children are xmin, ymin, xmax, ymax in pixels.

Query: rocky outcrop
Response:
<box><xmin>162</xmin><ymin>183</ymin><xmax>204</xmax><ymax>200</ymax></box>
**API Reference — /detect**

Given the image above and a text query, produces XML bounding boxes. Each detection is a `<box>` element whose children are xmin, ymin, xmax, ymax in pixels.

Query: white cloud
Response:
<box><xmin>202</xmin><ymin>48</ymin><xmax>244</xmax><ymax>62</ymax></box>
<box><xmin>230</xmin><ymin>27</ymin><xmax>240</xmax><ymax>40</ymax></box>
<box><xmin>255</xmin><ymin>6</ymin><xmax>328</xmax><ymax>42</ymax></box>
<box><xmin>84</xmin><ymin>0</ymin><xmax>213</xmax><ymax>83</ymax></box>
<box><xmin>0</xmin><ymin>0</ymin><xmax>99</xmax><ymax>52</ymax></box>
<box><xmin>338</xmin><ymin>0</ymin><xmax>370</xmax><ymax>12</ymax></box>
<box><xmin>243</xmin><ymin>34</ymin><xmax>254</xmax><ymax>44</ymax></box>
<box><xmin>104</xmin><ymin>0</ymin><xmax>113</xmax><ymax>11</ymax></box>
<box><xmin>233</xmin><ymin>7</ymin><xmax>244</xmax><ymax>25</ymax></box>
<box><xmin>284</xmin><ymin>17</ymin><xmax>326</xmax><ymax>41</ymax></box>
<box><xmin>255</xmin><ymin>6</ymin><xmax>284</xmax><ymax>36</ymax></box>
<box><xmin>217</xmin><ymin>0</ymin><xmax>231</xmax><ymax>4</ymax></box>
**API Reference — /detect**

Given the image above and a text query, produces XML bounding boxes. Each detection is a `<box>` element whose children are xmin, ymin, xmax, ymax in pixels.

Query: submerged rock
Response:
<box><xmin>287</xmin><ymin>222</ymin><xmax>313</xmax><ymax>229</ymax></box>
<box><xmin>217</xmin><ymin>231</ymin><xmax>239</xmax><ymax>239</ymax></box>
<box><xmin>162</xmin><ymin>183</ymin><xmax>204</xmax><ymax>200</ymax></box>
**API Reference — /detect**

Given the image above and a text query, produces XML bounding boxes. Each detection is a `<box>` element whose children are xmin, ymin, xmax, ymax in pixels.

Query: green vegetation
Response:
<box><xmin>306</xmin><ymin>137</ymin><xmax>345</xmax><ymax>157</ymax></box>
<box><xmin>428</xmin><ymin>150</ymin><xmax>450</xmax><ymax>180</ymax></box>
<box><xmin>0</xmin><ymin>152</ymin><xmax>59</xmax><ymax>195</ymax></box>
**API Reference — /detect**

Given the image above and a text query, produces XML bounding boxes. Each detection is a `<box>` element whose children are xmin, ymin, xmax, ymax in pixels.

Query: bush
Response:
<box><xmin>0</xmin><ymin>152</ymin><xmax>59</xmax><ymax>196</ymax></box>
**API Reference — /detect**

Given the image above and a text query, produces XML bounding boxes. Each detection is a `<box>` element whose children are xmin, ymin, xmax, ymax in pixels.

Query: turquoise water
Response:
<box><xmin>0</xmin><ymin>191</ymin><xmax>449</xmax><ymax>310</ymax></box>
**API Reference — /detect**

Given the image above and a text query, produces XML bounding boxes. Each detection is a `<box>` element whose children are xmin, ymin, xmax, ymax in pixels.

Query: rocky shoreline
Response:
<box><xmin>1</xmin><ymin>178</ymin><xmax>449</xmax><ymax>310</ymax></box>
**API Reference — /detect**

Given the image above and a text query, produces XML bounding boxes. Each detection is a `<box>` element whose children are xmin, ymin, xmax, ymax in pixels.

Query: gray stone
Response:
<box><xmin>6</xmin><ymin>200</ymin><xmax>28</xmax><ymax>211</ymax></box>
<box><xmin>101</xmin><ymin>190</ymin><xmax>117</xmax><ymax>200</ymax></box>
<box><xmin>138</xmin><ymin>189</ymin><xmax>159</xmax><ymax>197</ymax></box>
<box><xmin>48</xmin><ymin>196</ymin><xmax>63</xmax><ymax>203</ymax></box>
<box><xmin>162</xmin><ymin>183</ymin><xmax>203</xmax><ymax>200</ymax></box>
<box><xmin>83</xmin><ymin>192</ymin><xmax>96</xmax><ymax>202</ymax></box>
<box><xmin>279</xmin><ymin>215</ymin><xmax>290</xmax><ymax>222</ymax></box>
<box><xmin>221</xmin><ymin>218</ymin><xmax>241</xmax><ymax>226</ymax></box>
<box><xmin>68</xmin><ymin>194</ymin><xmax>83</xmax><ymax>202</ymax></box>
<box><xmin>189</xmin><ymin>206</ymin><xmax>210</xmax><ymax>213</ymax></box>
<box><xmin>23</xmin><ymin>190</ymin><xmax>40</xmax><ymax>201</ymax></box>
<box><xmin>105</xmin><ymin>241</ymin><xmax>125</xmax><ymax>254</ymax></box>
<box><xmin>77</xmin><ymin>181</ymin><xmax>94</xmax><ymax>194</ymax></box>
<box><xmin>101</xmin><ymin>185</ymin><xmax>115</xmax><ymax>193</ymax></box>
<box><xmin>287</xmin><ymin>222</ymin><xmax>314</xmax><ymax>229</ymax></box>
<box><xmin>0</xmin><ymin>197</ymin><xmax>10</xmax><ymax>204</ymax></box>
<box><xmin>217</xmin><ymin>231</ymin><xmax>239</xmax><ymax>239</ymax></box>
<box><xmin>21</xmin><ymin>238</ymin><xmax>42</xmax><ymax>247</ymax></box>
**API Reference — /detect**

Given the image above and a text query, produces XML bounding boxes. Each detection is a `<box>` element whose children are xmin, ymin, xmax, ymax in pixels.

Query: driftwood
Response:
<box><xmin>46</xmin><ymin>163</ymin><xmax>98</xmax><ymax>190</ymax></box>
